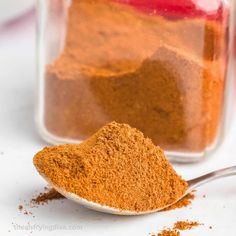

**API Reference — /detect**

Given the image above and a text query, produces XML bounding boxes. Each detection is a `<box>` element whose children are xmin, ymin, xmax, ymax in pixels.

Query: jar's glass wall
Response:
<box><xmin>37</xmin><ymin>0</ymin><xmax>232</xmax><ymax>162</ymax></box>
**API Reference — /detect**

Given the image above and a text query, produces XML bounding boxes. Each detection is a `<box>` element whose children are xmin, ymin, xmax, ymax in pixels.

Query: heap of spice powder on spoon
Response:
<box><xmin>33</xmin><ymin>122</ymin><xmax>188</xmax><ymax>212</ymax></box>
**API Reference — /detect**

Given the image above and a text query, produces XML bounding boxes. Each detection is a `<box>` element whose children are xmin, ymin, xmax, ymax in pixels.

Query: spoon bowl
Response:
<box><xmin>38</xmin><ymin>166</ymin><xmax>236</xmax><ymax>215</ymax></box>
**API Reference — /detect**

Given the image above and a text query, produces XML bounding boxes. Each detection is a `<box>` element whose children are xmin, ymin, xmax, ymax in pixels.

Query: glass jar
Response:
<box><xmin>36</xmin><ymin>0</ymin><xmax>233</xmax><ymax>162</ymax></box>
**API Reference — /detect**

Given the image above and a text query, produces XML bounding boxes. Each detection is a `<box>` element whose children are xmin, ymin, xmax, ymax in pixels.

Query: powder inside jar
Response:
<box><xmin>44</xmin><ymin>0</ymin><xmax>227</xmax><ymax>154</ymax></box>
<box><xmin>33</xmin><ymin>122</ymin><xmax>188</xmax><ymax>212</ymax></box>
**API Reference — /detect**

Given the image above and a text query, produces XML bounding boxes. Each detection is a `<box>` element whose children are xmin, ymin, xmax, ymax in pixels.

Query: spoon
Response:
<box><xmin>39</xmin><ymin>166</ymin><xmax>236</xmax><ymax>215</ymax></box>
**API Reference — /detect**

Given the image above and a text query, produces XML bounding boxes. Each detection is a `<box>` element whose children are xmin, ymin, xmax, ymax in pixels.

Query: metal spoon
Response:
<box><xmin>39</xmin><ymin>166</ymin><xmax>236</xmax><ymax>215</ymax></box>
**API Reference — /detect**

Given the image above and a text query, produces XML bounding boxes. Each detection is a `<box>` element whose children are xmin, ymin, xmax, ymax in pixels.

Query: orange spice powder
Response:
<box><xmin>31</xmin><ymin>188</ymin><xmax>64</xmax><ymax>205</ymax></box>
<box><xmin>34</xmin><ymin>122</ymin><xmax>188</xmax><ymax>212</ymax></box>
<box><xmin>173</xmin><ymin>220</ymin><xmax>200</xmax><ymax>230</ymax></box>
<box><xmin>27</xmin><ymin>188</ymin><xmax>195</xmax><ymax>210</ymax></box>
<box><xmin>155</xmin><ymin>220</ymin><xmax>201</xmax><ymax>236</ymax></box>
<box><xmin>157</xmin><ymin>229</ymin><xmax>180</xmax><ymax>236</ymax></box>
<box><xmin>163</xmin><ymin>192</ymin><xmax>195</xmax><ymax>211</ymax></box>
<box><xmin>44</xmin><ymin>0</ymin><xmax>227</xmax><ymax>153</ymax></box>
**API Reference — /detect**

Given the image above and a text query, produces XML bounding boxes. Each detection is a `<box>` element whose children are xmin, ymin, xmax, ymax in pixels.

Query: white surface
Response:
<box><xmin>0</xmin><ymin>0</ymin><xmax>33</xmax><ymax>24</ymax></box>
<box><xmin>0</xmin><ymin>14</ymin><xmax>236</xmax><ymax>236</ymax></box>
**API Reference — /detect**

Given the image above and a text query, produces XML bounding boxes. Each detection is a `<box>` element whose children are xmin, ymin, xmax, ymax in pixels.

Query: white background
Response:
<box><xmin>0</xmin><ymin>11</ymin><xmax>236</xmax><ymax>236</ymax></box>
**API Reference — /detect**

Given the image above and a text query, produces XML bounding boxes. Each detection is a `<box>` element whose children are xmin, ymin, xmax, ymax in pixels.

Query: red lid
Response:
<box><xmin>113</xmin><ymin>0</ymin><xmax>229</xmax><ymax>20</ymax></box>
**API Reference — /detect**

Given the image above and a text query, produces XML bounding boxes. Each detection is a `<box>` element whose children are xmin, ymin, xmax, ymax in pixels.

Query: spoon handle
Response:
<box><xmin>187</xmin><ymin>166</ymin><xmax>236</xmax><ymax>192</ymax></box>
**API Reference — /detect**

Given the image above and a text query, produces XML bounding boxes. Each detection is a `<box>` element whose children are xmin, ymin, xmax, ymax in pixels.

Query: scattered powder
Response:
<box><xmin>17</xmin><ymin>188</ymin><xmax>64</xmax><ymax>218</ymax></box>
<box><xmin>31</xmin><ymin>188</ymin><xmax>64</xmax><ymax>205</ymax></box>
<box><xmin>155</xmin><ymin>220</ymin><xmax>201</xmax><ymax>236</ymax></box>
<box><xmin>173</xmin><ymin>220</ymin><xmax>200</xmax><ymax>230</ymax></box>
<box><xmin>23</xmin><ymin>210</ymin><xmax>32</xmax><ymax>215</ymax></box>
<box><xmin>163</xmin><ymin>192</ymin><xmax>194</xmax><ymax>211</ymax></box>
<box><xmin>18</xmin><ymin>204</ymin><xmax>32</xmax><ymax>215</ymax></box>
<box><xmin>34</xmin><ymin>122</ymin><xmax>188</xmax><ymax>212</ymax></box>
<box><xmin>157</xmin><ymin>229</ymin><xmax>180</xmax><ymax>236</ymax></box>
